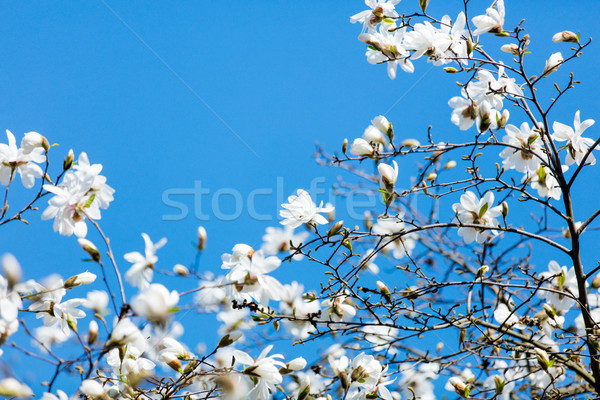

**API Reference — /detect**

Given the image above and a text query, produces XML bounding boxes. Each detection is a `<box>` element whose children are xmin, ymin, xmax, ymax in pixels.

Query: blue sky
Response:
<box><xmin>1</xmin><ymin>0</ymin><xmax>600</xmax><ymax>391</ymax></box>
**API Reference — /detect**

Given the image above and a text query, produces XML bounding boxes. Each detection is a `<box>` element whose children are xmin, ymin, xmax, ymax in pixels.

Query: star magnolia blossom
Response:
<box><xmin>0</xmin><ymin>130</ymin><xmax>45</xmax><ymax>189</ymax></box>
<box><xmin>131</xmin><ymin>283</ymin><xmax>179</xmax><ymax>325</ymax></box>
<box><xmin>233</xmin><ymin>345</ymin><xmax>286</xmax><ymax>400</ymax></box>
<box><xmin>452</xmin><ymin>191</ymin><xmax>503</xmax><ymax>244</ymax></box>
<box><xmin>261</xmin><ymin>226</ymin><xmax>309</xmax><ymax>260</ymax></box>
<box><xmin>350</xmin><ymin>0</ymin><xmax>401</xmax><ymax>31</ymax></box>
<box><xmin>222</xmin><ymin>249</ymin><xmax>284</xmax><ymax>304</ymax></box>
<box><xmin>41</xmin><ymin>152</ymin><xmax>114</xmax><ymax>237</ymax></box>
<box><xmin>499</xmin><ymin>122</ymin><xmax>545</xmax><ymax>173</ymax></box>
<box><xmin>539</xmin><ymin>260</ymin><xmax>578</xmax><ymax>313</ymax></box>
<box><xmin>523</xmin><ymin>166</ymin><xmax>561</xmax><ymax>200</ymax></box>
<box><xmin>472</xmin><ymin>0</ymin><xmax>505</xmax><ymax>36</ymax></box>
<box><xmin>280</xmin><ymin>189</ymin><xmax>334</xmax><ymax>228</ymax></box>
<box><xmin>552</xmin><ymin>110</ymin><xmax>596</xmax><ymax>166</ymax></box>
<box><xmin>124</xmin><ymin>233</ymin><xmax>167</xmax><ymax>289</ymax></box>
<box><xmin>360</xmin><ymin>23</ymin><xmax>414</xmax><ymax>79</ymax></box>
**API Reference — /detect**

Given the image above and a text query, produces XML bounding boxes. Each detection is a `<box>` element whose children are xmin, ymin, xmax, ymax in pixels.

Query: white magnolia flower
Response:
<box><xmin>280</xmin><ymin>189</ymin><xmax>334</xmax><ymax>228</ymax></box>
<box><xmin>493</xmin><ymin>298</ymin><xmax>525</xmax><ymax>330</ymax></box>
<box><xmin>41</xmin><ymin>152</ymin><xmax>114</xmax><ymax>237</ymax></box>
<box><xmin>131</xmin><ymin>283</ymin><xmax>179</xmax><ymax>324</ymax></box>
<box><xmin>80</xmin><ymin>380</ymin><xmax>104</xmax><ymax>398</ymax></box>
<box><xmin>350</xmin><ymin>137</ymin><xmax>376</xmax><ymax>156</ymax></box>
<box><xmin>107</xmin><ymin>344</ymin><xmax>155</xmax><ymax>379</ymax></box>
<box><xmin>195</xmin><ymin>275</ymin><xmax>228</xmax><ymax>312</ymax></box>
<box><xmin>0</xmin><ymin>378</ymin><xmax>34</xmax><ymax>398</ymax></box>
<box><xmin>279</xmin><ymin>282</ymin><xmax>320</xmax><ymax>339</ymax></box>
<box><xmin>403</xmin><ymin>21</ymin><xmax>451</xmax><ymax>65</ymax></box>
<box><xmin>233</xmin><ymin>345</ymin><xmax>286</xmax><ymax>400</ymax></box>
<box><xmin>321</xmin><ymin>294</ymin><xmax>356</xmax><ymax>322</ymax></box>
<box><xmin>363</xmin><ymin>125</ymin><xmax>387</xmax><ymax>146</ymax></box>
<box><xmin>1</xmin><ymin>253</ymin><xmax>22</xmax><ymax>287</ymax></box>
<box><xmin>0</xmin><ymin>130</ymin><xmax>45</xmax><ymax>189</ymax></box>
<box><xmin>378</xmin><ymin>160</ymin><xmax>399</xmax><ymax>191</ymax></box>
<box><xmin>108</xmin><ymin>317</ymin><xmax>147</xmax><ymax>351</ymax></box>
<box><xmin>84</xmin><ymin>290</ymin><xmax>110</xmax><ymax>313</ymax></box>
<box><xmin>362</xmin><ymin>324</ymin><xmax>399</xmax><ymax>352</ymax></box>
<box><xmin>552</xmin><ymin>110</ymin><xmax>596</xmax><ymax>166</ymax></box>
<box><xmin>223</xmin><ymin>250</ymin><xmax>284</xmax><ymax>304</ymax></box>
<box><xmin>372</xmin><ymin>216</ymin><xmax>417</xmax><ymax>259</ymax></box>
<box><xmin>21</xmin><ymin>132</ymin><xmax>49</xmax><ymax>154</ymax></box>
<box><xmin>349</xmin><ymin>353</ymin><xmax>383</xmax><ymax>388</ymax></box>
<box><xmin>33</xmin><ymin>325</ymin><xmax>70</xmax><ymax>352</ymax></box>
<box><xmin>452</xmin><ymin>191</ymin><xmax>503</xmax><ymax>244</ymax></box>
<box><xmin>350</xmin><ymin>0</ymin><xmax>401</xmax><ymax>30</ymax></box>
<box><xmin>124</xmin><ymin>233</ymin><xmax>167</xmax><ymax>289</ymax></box>
<box><xmin>261</xmin><ymin>226</ymin><xmax>309</xmax><ymax>260</ymax></box>
<box><xmin>361</xmin><ymin>24</ymin><xmax>414</xmax><ymax>79</ymax></box>
<box><xmin>472</xmin><ymin>0</ymin><xmax>505</xmax><ymax>36</ymax></box>
<box><xmin>523</xmin><ymin>166</ymin><xmax>561</xmax><ymax>200</ymax></box>
<box><xmin>539</xmin><ymin>260</ymin><xmax>578</xmax><ymax>313</ymax></box>
<box><xmin>499</xmin><ymin>122</ymin><xmax>545</xmax><ymax>173</ymax></box>
<box><xmin>543</xmin><ymin>52</ymin><xmax>563</xmax><ymax>76</ymax></box>
<box><xmin>448</xmin><ymin>94</ymin><xmax>479</xmax><ymax>131</ymax></box>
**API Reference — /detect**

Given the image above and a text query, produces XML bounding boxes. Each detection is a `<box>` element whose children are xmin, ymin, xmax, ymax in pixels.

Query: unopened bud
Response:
<box><xmin>173</xmin><ymin>264</ymin><xmax>189</xmax><ymax>276</ymax></box>
<box><xmin>426</xmin><ymin>172</ymin><xmax>437</xmax><ymax>181</ymax></box>
<box><xmin>444</xmin><ymin>160</ymin><xmax>457</xmax><ymax>169</ymax></box>
<box><xmin>498</xmin><ymin>109</ymin><xmax>510</xmax><ymax>128</ymax></box>
<box><xmin>88</xmin><ymin>320</ymin><xmax>98</xmax><ymax>345</ymax></box>
<box><xmin>401</xmin><ymin>139</ymin><xmax>420</xmax><ymax>148</ymax></box>
<box><xmin>502</xmin><ymin>201</ymin><xmax>509</xmax><ymax>218</ymax></box>
<box><xmin>63</xmin><ymin>149</ymin><xmax>74</xmax><ymax>170</ymax></box>
<box><xmin>535</xmin><ymin>348</ymin><xmax>552</xmax><ymax>370</ymax></box>
<box><xmin>444</xmin><ymin>67</ymin><xmax>459</xmax><ymax>73</ymax></box>
<box><xmin>448</xmin><ymin>377</ymin><xmax>469</xmax><ymax>398</ymax></box>
<box><xmin>376</xmin><ymin>280</ymin><xmax>392</xmax><ymax>303</ymax></box>
<box><xmin>476</xmin><ymin>265</ymin><xmax>489</xmax><ymax>279</ymax></box>
<box><xmin>552</xmin><ymin>31</ymin><xmax>579</xmax><ymax>43</ymax></box>
<box><xmin>419</xmin><ymin>0</ymin><xmax>429</xmax><ymax>12</ymax></box>
<box><xmin>197</xmin><ymin>226</ymin><xmax>207</xmax><ymax>251</ymax></box>
<box><xmin>328</xmin><ymin>221</ymin><xmax>344</xmax><ymax>238</ymax></box>
<box><xmin>592</xmin><ymin>275</ymin><xmax>600</xmax><ymax>289</ymax></box>
<box><xmin>78</xmin><ymin>238</ymin><xmax>101</xmax><ymax>262</ymax></box>
<box><xmin>1</xmin><ymin>254</ymin><xmax>22</xmax><ymax>288</ymax></box>
<box><xmin>543</xmin><ymin>303</ymin><xmax>556</xmax><ymax>319</ymax></box>
<box><xmin>494</xmin><ymin>375</ymin><xmax>505</xmax><ymax>394</ymax></box>
<box><xmin>64</xmin><ymin>271</ymin><xmax>97</xmax><ymax>289</ymax></box>
<box><xmin>342</xmin><ymin>239</ymin><xmax>352</xmax><ymax>251</ymax></box>
<box><xmin>342</xmin><ymin>138</ymin><xmax>348</xmax><ymax>154</ymax></box>
<box><xmin>285</xmin><ymin>357</ymin><xmax>307</xmax><ymax>372</ymax></box>
<box><xmin>500</xmin><ymin>43</ymin><xmax>520</xmax><ymax>55</ymax></box>
<box><xmin>217</xmin><ymin>332</ymin><xmax>242</xmax><ymax>348</ymax></box>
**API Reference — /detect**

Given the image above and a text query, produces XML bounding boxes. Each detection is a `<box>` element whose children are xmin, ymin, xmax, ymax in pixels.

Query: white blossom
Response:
<box><xmin>552</xmin><ymin>110</ymin><xmax>596</xmax><ymax>166</ymax></box>
<box><xmin>124</xmin><ymin>233</ymin><xmax>167</xmax><ymax>289</ymax></box>
<box><xmin>452</xmin><ymin>191</ymin><xmax>502</xmax><ymax>244</ymax></box>
<box><xmin>0</xmin><ymin>130</ymin><xmax>45</xmax><ymax>189</ymax></box>
<box><xmin>280</xmin><ymin>189</ymin><xmax>334</xmax><ymax>228</ymax></box>
<box><xmin>472</xmin><ymin>0</ymin><xmax>505</xmax><ymax>36</ymax></box>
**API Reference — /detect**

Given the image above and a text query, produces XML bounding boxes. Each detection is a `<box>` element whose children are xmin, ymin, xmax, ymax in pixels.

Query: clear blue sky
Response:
<box><xmin>1</xmin><ymin>0</ymin><xmax>599</xmax><ymax>390</ymax></box>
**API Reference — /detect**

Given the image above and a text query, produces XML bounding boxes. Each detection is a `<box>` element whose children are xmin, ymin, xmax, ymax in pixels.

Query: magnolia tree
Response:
<box><xmin>1</xmin><ymin>1</ymin><xmax>599</xmax><ymax>399</ymax></box>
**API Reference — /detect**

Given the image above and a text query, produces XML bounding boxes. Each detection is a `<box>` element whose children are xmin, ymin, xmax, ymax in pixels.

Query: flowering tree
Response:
<box><xmin>1</xmin><ymin>1</ymin><xmax>599</xmax><ymax>399</ymax></box>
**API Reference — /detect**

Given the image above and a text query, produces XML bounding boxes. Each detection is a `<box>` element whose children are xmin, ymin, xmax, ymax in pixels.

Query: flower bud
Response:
<box><xmin>286</xmin><ymin>357</ymin><xmax>307</xmax><ymax>371</ymax></box>
<box><xmin>592</xmin><ymin>275</ymin><xmax>600</xmax><ymax>289</ymax></box>
<box><xmin>498</xmin><ymin>109</ymin><xmax>510</xmax><ymax>128</ymax></box>
<box><xmin>534</xmin><ymin>348</ymin><xmax>552</xmax><ymax>370</ymax></box>
<box><xmin>500</xmin><ymin>43</ymin><xmax>520</xmax><ymax>55</ymax></box>
<box><xmin>552</xmin><ymin>31</ymin><xmax>579</xmax><ymax>43</ymax></box>
<box><xmin>543</xmin><ymin>303</ymin><xmax>556</xmax><ymax>319</ymax></box>
<box><xmin>0</xmin><ymin>378</ymin><xmax>34</xmax><ymax>398</ymax></box>
<box><xmin>364</xmin><ymin>211</ymin><xmax>373</xmax><ymax>230</ymax></box>
<box><xmin>78</xmin><ymin>238</ymin><xmax>101</xmax><ymax>262</ymax></box>
<box><xmin>342</xmin><ymin>138</ymin><xmax>348</xmax><ymax>154</ymax></box>
<box><xmin>350</xmin><ymin>138</ymin><xmax>375</xmax><ymax>157</ymax></box>
<box><xmin>173</xmin><ymin>264</ymin><xmax>189</xmax><ymax>276</ymax></box>
<box><xmin>63</xmin><ymin>149</ymin><xmax>75</xmax><ymax>170</ymax></box>
<box><xmin>197</xmin><ymin>226</ymin><xmax>207</xmax><ymax>251</ymax></box>
<box><xmin>444</xmin><ymin>160</ymin><xmax>457</xmax><ymax>169</ymax></box>
<box><xmin>1</xmin><ymin>254</ymin><xmax>22</xmax><ymax>288</ymax></box>
<box><xmin>64</xmin><ymin>271</ymin><xmax>97</xmax><ymax>289</ymax></box>
<box><xmin>494</xmin><ymin>375</ymin><xmax>505</xmax><ymax>394</ymax></box>
<box><xmin>502</xmin><ymin>201</ymin><xmax>509</xmax><ymax>219</ymax></box>
<box><xmin>88</xmin><ymin>320</ymin><xmax>99</xmax><ymax>345</ymax></box>
<box><xmin>401</xmin><ymin>139</ymin><xmax>420</xmax><ymax>148</ymax></box>
<box><xmin>378</xmin><ymin>161</ymin><xmax>398</xmax><ymax>192</ymax></box>
<box><xmin>543</xmin><ymin>52</ymin><xmax>563</xmax><ymax>76</ymax></box>
<box><xmin>372</xmin><ymin>115</ymin><xmax>394</xmax><ymax>142</ymax></box>
<box><xmin>21</xmin><ymin>132</ymin><xmax>49</xmax><ymax>153</ymax></box>
<box><xmin>217</xmin><ymin>332</ymin><xmax>242</xmax><ymax>348</ymax></box>
<box><xmin>376</xmin><ymin>280</ymin><xmax>392</xmax><ymax>303</ymax></box>
<box><xmin>419</xmin><ymin>0</ymin><xmax>429</xmax><ymax>12</ymax></box>
<box><xmin>444</xmin><ymin>67</ymin><xmax>459</xmax><ymax>73</ymax></box>
<box><xmin>448</xmin><ymin>377</ymin><xmax>469</xmax><ymax>398</ymax></box>
<box><xmin>426</xmin><ymin>172</ymin><xmax>437</xmax><ymax>181</ymax></box>
<box><xmin>327</xmin><ymin>220</ymin><xmax>344</xmax><ymax>237</ymax></box>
